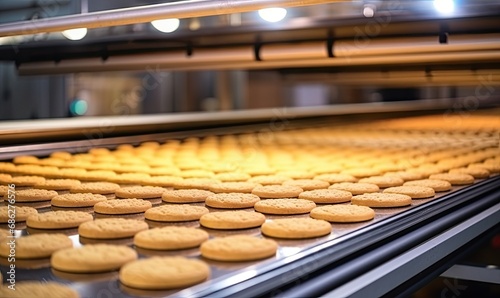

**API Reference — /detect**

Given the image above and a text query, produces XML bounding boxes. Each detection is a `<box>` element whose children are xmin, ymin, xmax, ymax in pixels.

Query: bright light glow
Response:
<box><xmin>363</xmin><ymin>6</ymin><xmax>374</xmax><ymax>18</ymax></box>
<box><xmin>62</xmin><ymin>28</ymin><xmax>87</xmax><ymax>40</ymax></box>
<box><xmin>433</xmin><ymin>0</ymin><xmax>455</xmax><ymax>14</ymax></box>
<box><xmin>258</xmin><ymin>7</ymin><xmax>287</xmax><ymax>23</ymax></box>
<box><xmin>151</xmin><ymin>18</ymin><xmax>180</xmax><ymax>33</ymax></box>
<box><xmin>70</xmin><ymin>99</ymin><xmax>88</xmax><ymax>116</ymax></box>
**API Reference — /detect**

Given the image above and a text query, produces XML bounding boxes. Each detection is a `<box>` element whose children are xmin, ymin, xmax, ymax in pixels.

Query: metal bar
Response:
<box><xmin>0</xmin><ymin>0</ymin><xmax>342</xmax><ymax>37</ymax></box>
<box><xmin>440</xmin><ymin>265</ymin><xmax>500</xmax><ymax>285</ymax></box>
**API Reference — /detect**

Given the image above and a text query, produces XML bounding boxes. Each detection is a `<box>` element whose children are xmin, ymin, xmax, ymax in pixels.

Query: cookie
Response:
<box><xmin>172</xmin><ymin>178</ymin><xmax>219</xmax><ymax>190</ymax></box>
<box><xmin>248</xmin><ymin>175</ymin><xmax>292</xmax><ymax>185</ymax></box>
<box><xmin>0</xmin><ymin>174</ymin><xmax>12</xmax><ymax>185</ymax></box>
<box><xmin>383</xmin><ymin>186</ymin><xmax>435</xmax><ymax>199</ymax></box>
<box><xmin>0</xmin><ymin>233</ymin><xmax>72</xmax><ymax>259</ymax></box>
<box><xmin>276</xmin><ymin>170</ymin><xmax>315</xmax><ymax>179</ymax></box>
<box><xmin>145</xmin><ymin>205</ymin><xmax>209</xmax><ymax>222</ymax></box>
<box><xmin>108</xmin><ymin>173</ymin><xmax>150</xmax><ymax>185</ymax></box>
<box><xmin>251</xmin><ymin>185</ymin><xmax>303</xmax><ymax>199</ymax></box>
<box><xmin>310</xmin><ymin>205</ymin><xmax>375</xmax><ymax>223</ymax></box>
<box><xmin>261</xmin><ymin>218</ymin><xmax>332</xmax><ymax>239</ymax></box>
<box><xmin>205</xmin><ymin>193</ymin><xmax>260</xmax><ymax>209</ymax></box>
<box><xmin>179</xmin><ymin>169</ymin><xmax>214</xmax><ymax>179</ymax></box>
<box><xmin>358</xmin><ymin>176</ymin><xmax>404</xmax><ymax>188</ymax></box>
<box><xmin>199</xmin><ymin>211</ymin><xmax>265</xmax><ymax>230</ymax></box>
<box><xmin>282</xmin><ymin>179</ymin><xmax>330</xmax><ymax>191</ymax></box>
<box><xmin>298</xmin><ymin>189</ymin><xmax>352</xmax><ymax>204</ymax></box>
<box><xmin>115</xmin><ymin>186</ymin><xmax>165</xmax><ymax>199</ymax></box>
<box><xmin>384</xmin><ymin>171</ymin><xmax>425</xmax><ymax>181</ymax></box>
<box><xmin>33</xmin><ymin>179</ymin><xmax>81</xmax><ymax>191</ymax></box>
<box><xmin>162</xmin><ymin>189</ymin><xmax>214</xmax><ymax>204</ymax></box>
<box><xmin>119</xmin><ymin>256</ymin><xmax>210</xmax><ymax>289</ymax></box>
<box><xmin>0</xmin><ymin>206</ymin><xmax>38</xmax><ymax>222</ymax></box>
<box><xmin>200</xmin><ymin>235</ymin><xmax>277</xmax><ymax>261</ymax></box>
<box><xmin>13</xmin><ymin>155</ymin><xmax>39</xmax><ymax>165</ymax></box>
<box><xmin>134</xmin><ymin>227</ymin><xmax>209</xmax><ymax>250</ymax></box>
<box><xmin>328</xmin><ymin>182</ymin><xmax>379</xmax><ymax>195</ymax></box>
<box><xmin>254</xmin><ymin>199</ymin><xmax>316</xmax><ymax>215</ymax></box>
<box><xmin>449</xmin><ymin>167</ymin><xmax>490</xmax><ymax>179</ymax></box>
<box><xmin>94</xmin><ymin>199</ymin><xmax>152</xmax><ymax>215</ymax></box>
<box><xmin>79</xmin><ymin>218</ymin><xmax>149</xmax><ymax>239</ymax></box>
<box><xmin>429</xmin><ymin>173</ymin><xmax>475</xmax><ymax>185</ymax></box>
<box><xmin>403</xmin><ymin>179</ymin><xmax>453</xmax><ymax>192</ymax></box>
<box><xmin>214</xmin><ymin>172</ymin><xmax>251</xmax><ymax>182</ymax></box>
<box><xmin>51</xmin><ymin>244</ymin><xmax>138</xmax><ymax>273</ymax></box>
<box><xmin>0</xmin><ymin>281</ymin><xmax>79</xmax><ymax>298</ymax></box>
<box><xmin>15</xmin><ymin>189</ymin><xmax>59</xmax><ymax>202</ymax></box>
<box><xmin>208</xmin><ymin>182</ymin><xmax>260</xmax><ymax>193</ymax></box>
<box><xmin>341</xmin><ymin>168</ymin><xmax>381</xmax><ymax>178</ymax></box>
<box><xmin>139</xmin><ymin>175</ymin><xmax>183</xmax><ymax>187</ymax></box>
<box><xmin>26</xmin><ymin>210</ymin><xmax>93</xmax><ymax>229</ymax></box>
<box><xmin>51</xmin><ymin>193</ymin><xmax>107</xmax><ymax>207</ymax></box>
<box><xmin>7</xmin><ymin>175</ymin><xmax>46</xmax><ymax>187</ymax></box>
<box><xmin>351</xmin><ymin>193</ymin><xmax>412</xmax><ymax>208</ymax></box>
<box><xmin>70</xmin><ymin>182</ymin><xmax>120</xmax><ymax>195</ymax></box>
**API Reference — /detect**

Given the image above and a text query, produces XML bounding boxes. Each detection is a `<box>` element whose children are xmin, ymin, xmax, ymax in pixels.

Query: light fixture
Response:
<box><xmin>62</xmin><ymin>28</ymin><xmax>87</xmax><ymax>40</ymax></box>
<box><xmin>433</xmin><ymin>0</ymin><xmax>455</xmax><ymax>14</ymax></box>
<box><xmin>151</xmin><ymin>18</ymin><xmax>180</xmax><ymax>33</ymax></box>
<box><xmin>363</xmin><ymin>5</ymin><xmax>375</xmax><ymax>18</ymax></box>
<box><xmin>258</xmin><ymin>7</ymin><xmax>287</xmax><ymax>23</ymax></box>
<box><xmin>69</xmin><ymin>99</ymin><xmax>88</xmax><ymax>116</ymax></box>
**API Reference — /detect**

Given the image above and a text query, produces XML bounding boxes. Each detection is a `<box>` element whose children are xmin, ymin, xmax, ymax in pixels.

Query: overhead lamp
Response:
<box><xmin>62</xmin><ymin>28</ymin><xmax>87</xmax><ymax>40</ymax></box>
<box><xmin>258</xmin><ymin>7</ymin><xmax>287</xmax><ymax>23</ymax></box>
<box><xmin>433</xmin><ymin>0</ymin><xmax>454</xmax><ymax>14</ymax></box>
<box><xmin>151</xmin><ymin>18</ymin><xmax>180</xmax><ymax>33</ymax></box>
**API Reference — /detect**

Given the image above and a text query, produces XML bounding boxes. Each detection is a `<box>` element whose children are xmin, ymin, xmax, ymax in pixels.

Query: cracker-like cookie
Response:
<box><xmin>358</xmin><ymin>176</ymin><xmax>404</xmax><ymax>188</ymax></box>
<box><xmin>214</xmin><ymin>172</ymin><xmax>251</xmax><ymax>182</ymax></box>
<box><xmin>310</xmin><ymin>205</ymin><xmax>375</xmax><ymax>223</ymax></box>
<box><xmin>449</xmin><ymin>167</ymin><xmax>490</xmax><ymax>179</ymax></box>
<box><xmin>298</xmin><ymin>189</ymin><xmax>352</xmax><ymax>204</ymax></box>
<box><xmin>26</xmin><ymin>210</ymin><xmax>93</xmax><ymax>229</ymax></box>
<box><xmin>15</xmin><ymin>189</ymin><xmax>58</xmax><ymax>202</ymax></box>
<box><xmin>51</xmin><ymin>193</ymin><xmax>107</xmax><ymax>208</ymax></box>
<box><xmin>261</xmin><ymin>218</ymin><xmax>332</xmax><ymax>239</ymax></box>
<box><xmin>248</xmin><ymin>175</ymin><xmax>291</xmax><ymax>185</ymax></box>
<box><xmin>0</xmin><ymin>206</ymin><xmax>37</xmax><ymax>222</ymax></box>
<box><xmin>134</xmin><ymin>227</ymin><xmax>209</xmax><ymax>250</ymax></box>
<box><xmin>0</xmin><ymin>233</ymin><xmax>72</xmax><ymax>259</ymax></box>
<box><xmin>205</xmin><ymin>193</ymin><xmax>260</xmax><ymax>209</ymax></box>
<box><xmin>34</xmin><ymin>179</ymin><xmax>81</xmax><ymax>191</ymax></box>
<box><xmin>8</xmin><ymin>176</ymin><xmax>46</xmax><ymax>187</ymax></box>
<box><xmin>139</xmin><ymin>175</ymin><xmax>183</xmax><ymax>187</ymax></box>
<box><xmin>199</xmin><ymin>211</ymin><xmax>265</xmax><ymax>230</ymax></box>
<box><xmin>251</xmin><ymin>185</ymin><xmax>303</xmax><ymax>199</ymax></box>
<box><xmin>209</xmin><ymin>182</ymin><xmax>260</xmax><ymax>193</ymax></box>
<box><xmin>282</xmin><ymin>179</ymin><xmax>330</xmax><ymax>191</ymax></box>
<box><xmin>70</xmin><ymin>182</ymin><xmax>120</xmax><ymax>195</ymax></box>
<box><xmin>94</xmin><ymin>199</ymin><xmax>152</xmax><ymax>215</ymax></box>
<box><xmin>0</xmin><ymin>174</ymin><xmax>12</xmax><ymax>185</ymax></box>
<box><xmin>328</xmin><ymin>182</ymin><xmax>379</xmax><ymax>195</ymax></box>
<box><xmin>403</xmin><ymin>179</ymin><xmax>452</xmax><ymax>192</ymax></box>
<box><xmin>51</xmin><ymin>244</ymin><xmax>138</xmax><ymax>273</ymax></box>
<box><xmin>0</xmin><ymin>281</ymin><xmax>79</xmax><ymax>298</ymax></box>
<box><xmin>162</xmin><ymin>189</ymin><xmax>214</xmax><ymax>203</ymax></box>
<box><xmin>115</xmin><ymin>186</ymin><xmax>165</xmax><ymax>199</ymax></box>
<box><xmin>341</xmin><ymin>168</ymin><xmax>381</xmax><ymax>178</ymax></box>
<box><xmin>79</xmin><ymin>218</ymin><xmax>149</xmax><ymax>239</ymax></box>
<box><xmin>383</xmin><ymin>186</ymin><xmax>435</xmax><ymax>199</ymax></box>
<box><xmin>469</xmin><ymin>162</ymin><xmax>500</xmax><ymax>173</ymax></box>
<box><xmin>13</xmin><ymin>155</ymin><xmax>39</xmax><ymax>165</ymax></box>
<box><xmin>200</xmin><ymin>235</ymin><xmax>277</xmax><ymax>261</ymax></box>
<box><xmin>119</xmin><ymin>256</ymin><xmax>210</xmax><ymax>289</ymax></box>
<box><xmin>172</xmin><ymin>178</ymin><xmax>219</xmax><ymax>190</ymax></box>
<box><xmin>351</xmin><ymin>193</ymin><xmax>412</xmax><ymax>208</ymax></box>
<box><xmin>429</xmin><ymin>173</ymin><xmax>475</xmax><ymax>185</ymax></box>
<box><xmin>145</xmin><ymin>205</ymin><xmax>209</xmax><ymax>222</ymax></box>
<box><xmin>276</xmin><ymin>170</ymin><xmax>315</xmax><ymax>179</ymax></box>
<box><xmin>384</xmin><ymin>171</ymin><xmax>424</xmax><ymax>181</ymax></box>
<box><xmin>254</xmin><ymin>199</ymin><xmax>316</xmax><ymax>215</ymax></box>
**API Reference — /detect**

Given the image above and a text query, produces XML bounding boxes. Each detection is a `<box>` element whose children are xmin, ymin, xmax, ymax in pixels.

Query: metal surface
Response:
<box><xmin>440</xmin><ymin>265</ymin><xmax>500</xmax><ymax>285</ymax></box>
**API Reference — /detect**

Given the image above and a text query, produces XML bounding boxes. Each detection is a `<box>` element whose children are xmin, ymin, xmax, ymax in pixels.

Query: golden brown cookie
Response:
<box><xmin>383</xmin><ymin>186</ymin><xmax>435</xmax><ymax>199</ymax></box>
<box><xmin>358</xmin><ymin>176</ymin><xmax>404</xmax><ymax>188</ymax></box>
<box><xmin>282</xmin><ymin>179</ymin><xmax>330</xmax><ymax>191</ymax></box>
<box><xmin>119</xmin><ymin>257</ymin><xmax>210</xmax><ymax>289</ymax></box>
<box><xmin>383</xmin><ymin>171</ymin><xmax>425</xmax><ymax>181</ymax></box>
<box><xmin>51</xmin><ymin>193</ymin><xmax>107</xmax><ymax>208</ymax></box>
<box><xmin>214</xmin><ymin>172</ymin><xmax>251</xmax><ymax>182</ymax></box>
<box><xmin>34</xmin><ymin>179</ymin><xmax>81</xmax><ymax>191</ymax></box>
<box><xmin>200</xmin><ymin>211</ymin><xmax>265</xmax><ymax>230</ymax></box>
<box><xmin>449</xmin><ymin>167</ymin><xmax>490</xmax><ymax>179</ymax></box>
<box><xmin>51</xmin><ymin>244</ymin><xmax>138</xmax><ymax>273</ymax></box>
<box><xmin>276</xmin><ymin>170</ymin><xmax>315</xmax><ymax>179</ymax></box>
<box><xmin>115</xmin><ymin>186</ymin><xmax>165</xmax><ymax>199</ymax></box>
<box><xmin>107</xmin><ymin>173</ymin><xmax>150</xmax><ymax>185</ymax></box>
<box><xmin>429</xmin><ymin>173</ymin><xmax>475</xmax><ymax>185</ymax></box>
<box><xmin>0</xmin><ymin>233</ymin><xmax>72</xmax><ymax>259</ymax></box>
<box><xmin>328</xmin><ymin>182</ymin><xmax>379</xmax><ymax>195</ymax></box>
<box><xmin>26</xmin><ymin>210</ymin><xmax>93</xmax><ymax>229</ymax></box>
<box><xmin>254</xmin><ymin>199</ymin><xmax>316</xmax><ymax>215</ymax></box>
<box><xmin>94</xmin><ymin>199</ymin><xmax>152</xmax><ymax>215</ymax></box>
<box><xmin>261</xmin><ymin>218</ymin><xmax>332</xmax><ymax>239</ymax></box>
<box><xmin>134</xmin><ymin>227</ymin><xmax>209</xmax><ymax>250</ymax></box>
<box><xmin>403</xmin><ymin>179</ymin><xmax>452</xmax><ymax>192</ymax></box>
<box><xmin>341</xmin><ymin>168</ymin><xmax>381</xmax><ymax>178</ymax></box>
<box><xmin>351</xmin><ymin>193</ymin><xmax>412</xmax><ymax>208</ymax></box>
<box><xmin>172</xmin><ymin>178</ymin><xmax>219</xmax><ymax>190</ymax></box>
<box><xmin>162</xmin><ymin>189</ymin><xmax>214</xmax><ymax>203</ymax></box>
<box><xmin>7</xmin><ymin>175</ymin><xmax>46</xmax><ymax>187</ymax></box>
<box><xmin>145</xmin><ymin>205</ymin><xmax>209</xmax><ymax>222</ymax></box>
<box><xmin>298</xmin><ymin>189</ymin><xmax>352</xmax><ymax>204</ymax></box>
<box><xmin>251</xmin><ymin>185</ymin><xmax>303</xmax><ymax>199</ymax></box>
<box><xmin>78</xmin><ymin>218</ymin><xmax>149</xmax><ymax>239</ymax></box>
<box><xmin>139</xmin><ymin>175</ymin><xmax>183</xmax><ymax>187</ymax></box>
<box><xmin>200</xmin><ymin>235</ymin><xmax>277</xmax><ymax>261</ymax></box>
<box><xmin>310</xmin><ymin>205</ymin><xmax>375</xmax><ymax>223</ymax></box>
<box><xmin>13</xmin><ymin>155</ymin><xmax>39</xmax><ymax>165</ymax></box>
<box><xmin>0</xmin><ymin>281</ymin><xmax>79</xmax><ymax>298</ymax></box>
<box><xmin>70</xmin><ymin>182</ymin><xmax>120</xmax><ymax>195</ymax></box>
<box><xmin>205</xmin><ymin>193</ymin><xmax>260</xmax><ymax>209</ymax></box>
<box><xmin>208</xmin><ymin>182</ymin><xmax>260</xmax><ymax>193</ymax></box>
<box><xmin>247</xmin><ymin>175</ymin><xmax>292</xmax><ymax>185</ymax></box>
<box><xmin>0</xmin><ymin>174</ymin><xmax>12</xmax><ymax>185</ymax></box>
<box><xmin>0</xmin><ymin>206</ymin><xmax>37</xmax><ymax>222</ymax></box>
<box><xmin>15</xmin><ymin>189</ymin><xmax>59</xmax><ymax>202</ymax></box>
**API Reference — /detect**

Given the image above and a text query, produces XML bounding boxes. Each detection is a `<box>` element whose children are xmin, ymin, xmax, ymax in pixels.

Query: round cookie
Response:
<box><xmin>70</xmin><ymin>182</ymin><xmax>120</xmax><ymax>195</ymax></box>
<box><xmin>15</xmin><ymin>189</ymin><xmax>58</xmax><ymax>202</ymax></box>
<box><xmin>214</xmin><ymin>172</ymin><xmax>251</xmax><ymax>182</ymax></box>
<box><xmin>403</xmin><ymin>179</ymin><xmax>452</xmax><ymax>192</ymax></box>
<box><xmin>384</xmin><ymin>171</ymin><xmax>424</xmax><ymax>181</ymax></box>
<box><xmin>79</xmin><ymin>218</ymin><xmax>149</xmax><ymax>239</ymax></box>
<box><xmin>120</xmin><ymin>256</ymin><xmax>210</xmax><ymax>289</ymax></box>
<box><xmin>115</xmin><ymin>186</ymin><xmax>166</xmax><ymax>199</ymax></box>
<box><xmin>9</xmin><ymin>176</ymin><xmax>46</xmax><ymax>187</ymax></box>
<box><xmin>51</xmin><ymin>244</ymin><xmax>138</xmax><ymax>273</ymax></box>
<box><xmin>139</xmin><ymin>175</ymin><xmax>183</xmax><ymax>187</ymax></box>
<box><xmin>0</xmin><ymin>281</ymin><xmax>79</xmax><ymax>298</ymax></box>
<box><xmin>329</xmin><ymin>182</ymin><xmax>379</xmax><ymax>195</ymax></box>
<box><xmin>383</xmin><ymin>186</ymin><xmax>435</xmax><ymax>199</ymax></box>
<box><xmin>429</xmin><ymin>173</ymin><xmax>475</xmax><ymax>185</ymax></box>
<box><xmin>254</xmin><ymin>199</ymin><xmax>316</xmax><ymax>215</ymax></box>
<box><xmin>310</xmin><ymin>205</ymin><xmax>375</xmax><ymax>223</ymax></box>
<box><xmin>145</xmin><ymin>205</ymin><xmax>209</xmax><ymax>222</ymax></box>
<box><xmin>449</xmin><ymin>167</ymin><xmax>490</xmax><ymax>179</ymax></box>
<box><xmin>261</xmin><ymin>218</ymin><xmax>332</xmax><ymax>239</ymax></box>
<box><xmin>107</xmin><ymin>173</ymin><xmax>150</xmax><ymax>185</ymax></box>
<box><xmin>282</xmin><ymin>179</ymin><xmax>330</xmax><ymax>191</ymax></box>
<box><xmin>0</xmin><ymin>233</ymin><xmax>72</xmax><ymax>259</ymax></box>
<box><xmin>341</xmin><ymin>168</ymin><xmax>381</xmax><ymax>178</ymax></box>
<box><xmin>26</xmin><ymin>211</ymin><xmax>93</xmax><ymax>229</ymax></box>
<box><xmin>34</xmin><ymin>179</ymin><xmax>81</xmax><ymax>191</ymax></box>
<box><xmin>251</xmin><ymin>185</ymin><xmax>303</xmax><ymax>199</ymax></box>
<box><xmin>0</xmin><ymin>174</ymin><xmax>12</xmax><ymax>185</ymax></box>
<box><xmin>134</xmin><ymin>227</ymin><xmax>209</xmax><ymax>250</ymax></box>
<box><xmin>248</xmin><ymin>175</ymin><xmax>291</xmax><ymax>185</ymax></box>
<box><xmin>358</xmin><ymin>176</ymin><xmax>404</xmax><ymax>188</ymax></box>
<box><xmin>0</xmin><ymin>206</ymin><xmax>37</xmax><ymax>222</ymax></box>
<box><xmin>298</xmin><ymin>189</ymin><xmax>352</xmax><ymax>204</ymax></box>
<box><xmin>162</xmin><ymin>189</ymin><xmax>214</xmax><ymax>203</ymax></box>
<box><xmin>51</xmin><ymin>193</ymin><xmax>107</xmax><ymax>208</ymax></box>
<box><xmin>208</xmin><ymin>182</ymin><xmax>260</xmax><ymax>193</ymax></box>
<box><xmin>94</xmin><ymin>199</ymin><xmax>152</xmax><ymax>215</ymax></box>
<box><xmin>205</xmin><ymin>193</ymin><xmax>260</xmax><ymax>209</ymax></box>
<box><xmin>276</xmin><ymin>170</ymin><xmax>314</xmax><ymax>179</ymax></box>
<box><xmin>351</xmin><ymin>193</ymin><xmax>412</xmax><ymax>208</ymax></box>
<box><xmin>200</xmin><ymin>211</ymin><xmax>265</xmax><ymax>230</ymax></box>
<box><xmin>172</xmin><ymin>178</ymin><xmax>219</xmax><ymax>190</ymax></box>
<box><xmin>200</xmin><ymin>235</ymin><xmax>277</xmax><ymax>261</ymax></box>
<box><xmin>469</xmin><ymin>162</ymin><xmax>500</xmax><ymax>173</ymax></box>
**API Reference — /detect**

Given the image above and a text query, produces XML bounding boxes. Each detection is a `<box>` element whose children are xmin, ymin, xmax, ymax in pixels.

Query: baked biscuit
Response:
<box><xmin>145</xmin><ymin>205</ymin><xmax>209</xmax><ymax>222</ymax></box>
<box><xmin>383</xmin><ymin>171</ymin><xmax>425</xmax><ymax>181</ymax></box>
<box><xmin>34</xmin><ymin>179</ymin><xmax>81</xmax><ymax>191</ymax></box>
<box><xmin>70</xmin><ymin>182</ymin><xmax>120</xmax><ymax>196</ymax></box>
<box><xmin>209</xmin><ymin>182</ymin><xmax>260</xmax><ymax>194</ymax></box>
<box><xmin>205</xmin><ymin>193</ymin><xmax>260</xmax><ymax>209</ymax></box>
<box><xmin>248</xmin><ymin>175</ymin><xmax>291</xmax><ymax>185</ymax></box>
<box><xmin>0</xmin><ymin>206</ymin><xmax>37</xmax><ymax>222</ymax></box>
<box><xmin>51</xmin><ymin>193</ymin><xmax>107</xmax><ymax>208</ymax></box>
<box><xmin>282</xmin><ymin>179</ymin><xmax>330</xmax><ymax>191</ymax></box>
<box><xmin>383</xmin><ymin>186</ymin><xmax>435</xmax><ymax>199</ymax></box>
<box><xmin>162</xmin><ymin>189</ymin><xmax>214</xmax><ymax>203</ymax></box>
<box><xmin>403</xmin><ymin>179</ymin><xmax>452</xmax><ymax>192</ymax></box>
<box><xmin>16</xmin><ymin>189</ymin><xmax>59</xmax><ymax>202</ymax></box>
<box><xmin>7</xmin><ymin>175</ymin><xmax>46</xmax><ymax>187</ymax></box>
<box><xmin>310</xmin><ymin>205</ymin><xmax>375</xmax><ymax>223</ymax></box>
<box><xmin>115</xmin><ymin>186</ymin><xmax>165</xmax><ymax>199</ymax></box>
<box><xmin>469</xmin><ymin>162</ymin><xmax>500</xmax><ymax>173</ymax></box>
<box><xmin>172</xmin><ymin>178</ymin><xmax>219</xmax><ymax>190</ymax></box>
<box><xmin>214</xmin><ymin>172</ymin><xmax>251</xmax><ymax>182</ymax></box>
<box><xmin>94</xmin><ymin>199</ymin><xmax>152</xmax><ymax>215</ymax></box>
<box><xmin>0</xmin><ymin>174</ymin><xmax>12</xmax><ymax>185</ymax></box>
<box><xmin>200</xmin><ymin>211</ymin><xmax>265</xmax><ymax>230</ymax></box>
<box><xmin>79</xmin><ymin>218</ymin><xmax>148</xmax><ymax>239</ymax></box>
<box><xmin>429</xmin><ymin>173</ymin><xmax>475</xmax><ymax>185</ymax></box>
<box><xmin>351</xmin><ymin>193</ymin><xmax>412</xmax><ymax>208</ymax></box>
<box><xmin>251</xmin><ymin>185</ymin><xmax>303</xmax><ymax>199</ymax></box>
<box><xmin>328</xmin><ymin>182</ymin><xmax>379</xmax><ymax>195</ymax></box>
<box><xmin>341</xmin><ymin>168</ymin><xmax>381</xmax><ymax>178</ymax></box>
<box><xmin>0</xmin><ymin>233</ymin><xmax>72</xmax><ymax>259</ymax></box>
<box><xmin>261</xmin><ymin>218</ymin><xmax>332</xmax><ymax>239</ymax></box>
<box><xmin>119</xmin><ymin>257</ymin><xmax>210</xmax><ymax>289</ymax></box>
<box><xmin>0</xmin><ymin>282</ymin><xmax>79</xmax><ymax>298</ymax></box>
<box><xmin>139</xmin><ymin>175</ymin><xmax>183</xmax><ymax>187</ymax></box>
<box><xmin>13</xmin><ymin>155</ymin><xmax>39</xmax><ymax>165</ymax></box>
<box><xmin>134</xmin><ymin>227</ymin><xmax>209</xmax><ymax>250</ymax></box>
<box><xmin>26</xmin><ymin>211</ymin><xmax>93</xmax><ymax>229</ymax></box>
<box><xmin>107</xmin><ymin>173</ymin><xmax>150</xmax><ymax>185</ymax></box>
<box><xmin>200</xmin><ymin>235</ymin><xmax>277</xmax><ymax>261</ymax></box>
<box><xmin>298</xmin><ymin>189</ymin><xmax>352</xmax><ymax>204</ymax></box>
<box><xmin>51</xmin><ymin>244</ymin><xmax>137</xmax><ymax>273</ymax></box>
<box><xmin>358</xmin><ymin>176</ymin><xmax>404</xmax><ymax>188</ymax></box>
<box><xmin>254</xmin><ymin>199</ymin><xmax>316</xmax><ymax>215</ymax></box>
<box><xmin>449</xmin><ymin>167</ymin><xmax>490</xmax><ymax>179</ymax></box>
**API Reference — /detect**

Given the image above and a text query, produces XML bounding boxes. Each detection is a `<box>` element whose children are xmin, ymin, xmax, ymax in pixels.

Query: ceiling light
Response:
<box><xmin>258</xmin><ymin>8</ymin><xmax>287</xmax><ymax>23</ymax></box>
<box><xmin>151</xmin><ymin>18</ymin><xmax>180</xmax><ymax>33</ymax></box>
<box><xmin>433</xmin><ymin>0</ymin><xmax>454</xmax><ymax>14</ymax></box>
<box><xmin>62</xmin><ymin>28</ymin><xmax>87</xmax><ymax>41</ymax></box>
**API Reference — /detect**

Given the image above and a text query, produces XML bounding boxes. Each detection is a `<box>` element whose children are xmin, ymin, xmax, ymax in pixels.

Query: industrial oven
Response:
<box><xmin>0</xmin><ymin>1</ymin><xmax>499</xmax><ymax>297</ymax></box>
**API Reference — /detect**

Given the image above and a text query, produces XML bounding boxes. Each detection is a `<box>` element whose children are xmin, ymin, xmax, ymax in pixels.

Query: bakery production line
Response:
<box><xmin>0</xmin><ymin>0</ymin><xmax>500</xmax><ymax>297</ymax></box>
